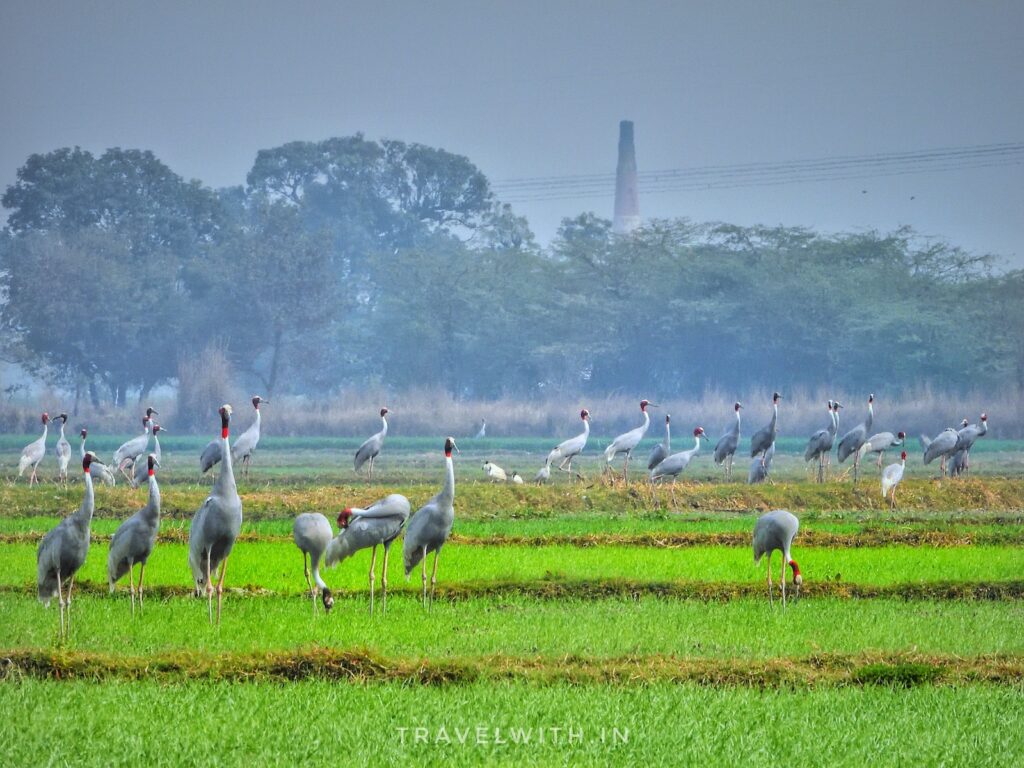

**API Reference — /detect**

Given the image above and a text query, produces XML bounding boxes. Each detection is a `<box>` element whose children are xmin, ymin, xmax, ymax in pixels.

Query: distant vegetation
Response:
<box><xmin>1</xmin><ymin>137</ymin><xmax>1022</xmax><ymax>418</ymax></box>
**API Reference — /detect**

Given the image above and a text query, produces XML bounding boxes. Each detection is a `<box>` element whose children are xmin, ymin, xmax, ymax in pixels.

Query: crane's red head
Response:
<box><xmin>444</xmin><ymin>436</ymin><xmax>459</xmax><ymax>457</ymax></box>
<box><xmin>41</xmin><ymin>412</ymin><xmax>49</xmax><ymax>424</ymax></box>
<box><xmin>981</xmin><ymin>413</ymin><xmax>987</xmax><ymax>422</ymax></box>
<box><xmin>82</xmin><ymin>452</ymin><xmax>95</xmax><ymax>472</ymax></box>
<box><xmin>693</xmin><ymin>426</ymin><xmax>705</xmax><ymax>437</ymax></box>
<box><xmin>640</xmin><ymin>400</ymin><xmax>650</xmax><ymax>411</ymax></box>
<box><xmin>901</xmin><ymin>451</ymin><xmax>907</xmax><ymax>461</ymax></box>
<box><xmin>380</xmin><ymin>407</ymin><xmax>389</xmax><ymax>417</ymax></box>
<box><xmin>734</xmin><ymin>402</ymin><xmax>742</xmax><ymax>411</ymax></box>
<box><xmin>142</xmin><ymin>416</ymin><xmax>150</xmax><ymax>428</ymax></box>
<box><xmin>219</xmin><ymin>405</ymin><xmax>232</xmax><ymax>438</ymax></box>
<box><xmin>252</xmin><ymin>395</ymin><xmax>266</xmax><ymax>409</ymax></box>
<box><xmin>580</xmin><ymin>409</ymin><xmax>590</xmax><ymax>420</ymax></box>
<box><xmin>788</xmin><ymin>559</ymin><xmax>802</xmax><ymax>586</ymax></box>
<box><xmin>80</xmin><ymin>428</ymin><xmax>87</xmax><ymax>439</ymax></box>
<box><xmin>147</xmin><ymin>454</ymin><xmax>157</xmax><ymax>475</ymax></box>
<box><xmin>772</xmin><ymin>392</ymin><xmax>781</xmax><ymax>403</ymax></box>
<box><xmin>868</xmin><ymin>393</ymin><xmax>874</xmax><ymax>403</ymax></box>
<box><xmin>152</xmin><ymin>424</ymin><xmax>162</xmax><ymax>434</ymax></box>
<box><xmin>337</xmin><ymin>508</ymin><xmax>353</xmax><ymax>529</ymax></box>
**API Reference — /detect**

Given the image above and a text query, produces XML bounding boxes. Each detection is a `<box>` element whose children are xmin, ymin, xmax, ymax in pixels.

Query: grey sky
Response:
<box><xmin>2</xmin><ymin>1</ymin><xmax>1022</xmax><ymax>264</ymax></box>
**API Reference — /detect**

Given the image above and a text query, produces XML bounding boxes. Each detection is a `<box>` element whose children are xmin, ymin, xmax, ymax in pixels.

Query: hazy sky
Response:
<box><xmin>2</xmin><ymin>1</ymin><xmax>1022</xmax><ymax>264</ymax></box>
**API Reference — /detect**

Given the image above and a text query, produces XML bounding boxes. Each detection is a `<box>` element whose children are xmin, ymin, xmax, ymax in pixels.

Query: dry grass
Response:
<box><xmin>3</xmin><ymin>384</ymin><xmax>1021</xmax><ymax>436</ymax></box>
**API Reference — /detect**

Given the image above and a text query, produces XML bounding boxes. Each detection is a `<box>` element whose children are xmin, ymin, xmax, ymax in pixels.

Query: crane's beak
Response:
<box><xmin>647</xmin><ymin>403</ymin><xmax>660</xmax><ymax>408</ymax></box>
<box><xmin>453</xmin><ymin>442</ymin><xmax>461</xmax><ymax>454</ymax></box>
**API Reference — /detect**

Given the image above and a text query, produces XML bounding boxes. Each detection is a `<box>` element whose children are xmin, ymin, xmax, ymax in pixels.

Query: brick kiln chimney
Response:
<box><xmin>612</xmin><ymin>120</ymin><xmax>640</xmax><ymax>235</ymax></box>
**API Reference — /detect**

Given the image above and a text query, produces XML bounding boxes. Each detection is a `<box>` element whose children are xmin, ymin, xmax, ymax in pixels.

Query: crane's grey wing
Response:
<box><xmin>647</xmin><ymin>443</ymin><xmax>668</xmax><ymax>470</ymax></box>
<box><xmin>200</xmin><ymin>440</ymin><xmax>222</xmax><ymax>473</ymax></box>
<box><xmin>353</xmin><ymin>494</ymin><xmax>411</xmax><ymax>521</ymax></box>
<box><xmin>714</xmin><ymin>433</ymin><xmax>737</xmax><ymax>463</ymax></box>
<box><xmin>354</xmin><ymin>435</ymin><xmax>381</xmax><ymax>471</ymax></box>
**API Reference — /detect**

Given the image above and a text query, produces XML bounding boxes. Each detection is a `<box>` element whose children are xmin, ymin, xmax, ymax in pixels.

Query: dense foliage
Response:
<box><xmin>1</xmin><ymin>139</ymin><xmax>1020</xmax><ymax>405</ymax></box>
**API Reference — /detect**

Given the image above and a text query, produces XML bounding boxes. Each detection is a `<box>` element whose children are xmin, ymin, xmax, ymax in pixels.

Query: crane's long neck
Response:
<box><xmin>733</xmin><ymin>410</ymin><xmax>741</xmax><ymax>436</ymax></box>
<box><xmin>143</xmin><ymin>473</ymin><xmax>161</xmax><ymax>523</ymax></box>
<box><xmin>769</xmin><ymin>404</ymin><xmax>778</xmax><ymax>433</ymax></box>
<box><xmin>979</xmin><ymin>420</ymin><xmax>988</xmax><ymax>437</ymax></box>
<box><xmin>75</xmin><ymin>468</ymin><xmax>95</xmax><ymax>526</ymax></box>
<box><xmin>692</xmin><ymin>435</ymin><xmax>702</xmax><ymax>454</ymax></box>
<box><xmin>80</xmin><ymin>437</ymin><xmax>86</xmax><ymax>458</ymax></box>
<box><xmin>312</xmin><ymin>560</ymin><xmax>328</xmax><ymax>590</ymax></box>
<box><xmin>379</xmin><ymin>414</ymin><xmax>388</xmax><ymax>438</ymax></box>
<box><xmin>865</xmin><ymin>402</ymin><xmax>873</xmax><ymax>431</ymax></box>
<box><xmin>639</xmin><ymin>409</ymin><xmax>650</xmax><ymax>435</ymax></box>
<box><xmin>216</xmin><ymin>426</ymin><xmax>238</xmax><ymax>497</ymax></box>
<box><xmin>829</xmin><ymin>409</ymin><xmax>837</xmax><ymax>436</ymax></box>
<box><xmin>41</xmin><ymin>423</ymin><xmax>48</xmax><ymax>443</ymax></box>
<box><xmin>58</xmin><ymin>423</ymin><xmax>65</xmax><ymax>441</ymax></box>
<box><xmin>580</xmin><ymin>418</ymin><xmax>590</xmax><ymax>441</ymax></box>
<box><xmin>439</xmin><ymin>454</ymin><xmax>455</xmax><ymax>505</ymax></box>
<box><xmin>663</xmin><ymin>421</ymin><xmax>671</xmax><ymax>451</ymax></box>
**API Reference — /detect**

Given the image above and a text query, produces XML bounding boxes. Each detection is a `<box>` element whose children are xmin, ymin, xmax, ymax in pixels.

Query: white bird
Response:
<box><xmin>293</xmin><ymin>512</ymin><xmax>335</xmax><ymax>614</ymax></box>
<box><xmin>18</xmin><ymin>412</ymin><xmax>49</xmax><ymax>486</ymax></box>
<box><xmin>326</xmin><ymin>494</ymin><xmax>411</xmax><ymax>615</ymax></box>
<box><xmin>544</xmin><ymin>408</ymin><xmax>591</xmax><ymax>480</ymax></box>
<box><xmin>482</xmin><ymin>461</ymin><xmax>507</xmax><ymax>482</ymax></box>
<box><xmin>112</xmin><ymin>407</ymin><xmax>157</xmax><ymax>481</ymax></box>
<box><xmin>403</xmin><ymin>437</ymin><xmax>459</xmax><ymax>609</ymax></box>
<box><xmin>881</xmin><ymin>451</ymin><xmax>907</xmax><ymax>510</ymax></box>
<box><xmin>37</xmin><ymin>452</ymin><xmax>97</xmax><ymax>637</ymax></box>
<box><xmin>132</xmin><ymin>424</ymin><xmax>164</xmax><ymax>488</ymax></box>
<box><xmin>188</xmin><ymin>405</ymin><xmax>243</xmax><ymax>625</ymax></box>
<box><xmin>108</xmin><ymin>455</ymin><xmax>161</xmax><ymax>617</ymax></box>
<box><xmin>354</xmin><ymin>406</ymin><xmax>388</xmax><ymax>481</ymax></box>
<box><xmin>474</xmin><ymin>419</ymin><xmax>487</xmax><ymax>439</ymax></box>
<box><xmin>509</xmin><ymin>471</ymin><xmax>524</xmax><ymax>485</ymax></box>
<box><xmin>753</xmin><ymin>509</ymin><xmax>802</xmax><ymax>607</ymax></box>
<box><xmin>604</xmin><ymin>400</ymin><xmax>656</xmax><ymax>480</ymax></box>
<box><xmin>53</xmin><ymin>413</ymin><xmax>71</xmax><ymax>486</ymax></box>
<box><xmin>79</xmin><ymin>428</ymin><xmax>116</xmax><ymax>486</ymax></box>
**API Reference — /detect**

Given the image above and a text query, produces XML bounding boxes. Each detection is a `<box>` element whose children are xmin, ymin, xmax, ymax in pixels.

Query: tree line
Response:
<box><xmin>1</xmin><ymin>137</ymin><xmax>1021</xmax><ymax>411</ymax></box>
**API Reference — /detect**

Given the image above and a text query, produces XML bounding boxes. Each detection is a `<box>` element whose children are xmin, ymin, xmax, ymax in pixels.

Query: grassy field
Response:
<box><xmin>2</xmin><ymin>441</ymin><xmax>1023</xmax><ymax>765</ymax></box>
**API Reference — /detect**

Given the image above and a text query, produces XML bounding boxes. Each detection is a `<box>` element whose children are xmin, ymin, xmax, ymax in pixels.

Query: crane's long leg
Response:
<box><xmin>368</xmin><ymin>545</ymin><xmax>377</xmax><ymax>616</ymax></box>
<box><xmin>206</xmin><ymin>550</ymin><xmax>214</xmax><ymax>624</ymax></box>
<box><xmin>215</xmin><ymin>555</ymin><xmax>229</xmax><ymax>626</ymax></box>
<box><xmin>781</xmin><ymin>556</ymin><xmax>788</xmax><ymax>608</ymax></box>
<box><xmin>430</xmin><ymin>550</ymin><xmax>440</xmax><ymax>612</ymax></box>
<box><xmin>765</xmin><ymin>554</ymin><xmax>774</xmax><ymax>607</ymax></box>
<box><xmin>302</xmin><ymin>551</ymin><xmax>313</xmax><ymax>597</ymax></box>
<box><xmin>127</xmin><ymin>559</ymin><xmax>136</xmax><ymax>619</ymax></box>
<box><xmin>56</xmin><ymin>568</ymin><xmax>65</xmax><ymax>639</ymax></box>
<box><xmin>876</xmin><ymin>452</ymin><xmax>884</xmax><ymax>470</ymax></box>
<box><xmin>421</xmin><ymin>546</ymin><xmax>428</xmax><ymax>608</ymax></box>
<box><xmin>138</xmin><ymin>563</ymin><xmax>146</xmax><ymax>614</ymax></box>
<box><xmin>381</xmin><ymin>544</ymin><xmax>391</xmax><ymax>615</ymax></box>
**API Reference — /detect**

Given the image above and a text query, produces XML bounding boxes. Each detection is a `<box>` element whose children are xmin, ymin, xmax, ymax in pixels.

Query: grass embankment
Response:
<box><xmin>3</xmin><ymin>680</ymin><xmax>1024</xmax><ymax>766</ymax></box>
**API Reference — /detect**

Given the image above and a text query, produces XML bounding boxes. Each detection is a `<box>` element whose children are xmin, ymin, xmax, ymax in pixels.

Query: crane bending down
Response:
<box><xmin>604</xmin><ymin>400</ymin><xmax>656</xmax><ymax>480</ymax></box>
<box><xmin>354</xmin><ymin>407</ymin><xmax>388</xmax><ymax>481</ymax></box>
<box><xmin>713</xmin><ymin>402</ymin><xmax>742</xmax><ymax>480</ymax></box>
<box><xmin>403</xmin><ymin>437</ymin><xmax>458</xmax><ymax>609</ymax></box>
<box><xmin>749</xmin><ymin>441</ymin><xmax>775</xmax><ymax>484</ymax></box>
<box><xmin>54</xmin><ymin>414</ymin><xmax>71</xmax><ymax>486</ymax></box>
<box><xmin>804</xmin><ymin>401</ymin><xmax>839</xmax><ymax>482</ymax></box>
<box><xmin>753</xmin><ymin>509</ymin><xmax>802</xmax><ymax>607</ymax></box>
<box><xmin>750</xmin><ymin>393</ymin><xmax>781</xmax><ymax>464</ymax></box>
<box><xmin>292</xmin><ymin>513</ymin><xmax>335</xmax><ymax>614</ymax></box>
<box><xmin>543</xmin><ymin>409</ymin><xmax>590</xmax><ymax>480</ymax></box>
<box><xmin>650</xmin><ymin>426</ymin><xmax>705</xmax><ymax>505</ymax></box>
<box><xmin>80</xmin><ymin>429</ymin><xmax>116</xmax><ymax>486</ymax></box>
<box><xmin>326</xmin><ymin>494</ymin><xmax>411</xmax><ymax>615</ymax></box>
<box><xmin>188</xmin><ymin>405</ymin><xmax>243</xmax><ymax>625</ymax></box>
<box><xmin>857</xmin><ymin>430</ymin><xmax>905</xmax><ymax>470</ymax></box>
<box><xmin>18</xmin><ymin>412</ymin><xmax>49</xmax><ymax>486</ymax></box>
<box><xmin>881</xmin><ymin>451</ymin><xmax>907</xmax><ymax>510</ymax></box>
<box><xmin>108</xmin><ymin>455</ymin><xmax>161</xmax><ymax>617</ymax></box>
<box><xmin>837</xmin><ymin>394</ymin><xmax>874</xmax><ymax>483</ymax></box>
<box><xmin>37</xmin><ymin>452</ymin><xmax>97</xmax><ymax>637</ymax></box>
<box><xmin>647</xmin><ymin>414</ymin><xmax>672</xmax><ymax>471</ymax></box>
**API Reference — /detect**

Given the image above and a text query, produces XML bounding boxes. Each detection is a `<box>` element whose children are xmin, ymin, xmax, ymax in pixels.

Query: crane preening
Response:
<box><xmin>753</xmin><ymin>509</ymin><xmax>802</xmax><ymax>607</ymax></box>
<box><xmin>604</xmin><ymin>399</ymin><xmax>657</xmax><ymax>481</ymax></box>
<box><xmin>108</xmin><ymin>455</ymin><xmax>161</xmax><ymax>617</ymax></box>
<box><xmin>326</xmin><ymin>494</ymin><xmax>411</xmax><ymax>615</ymax></box>
<box><xmin>80</xmin><ymin>428</ymin><xmax>116</xmax><ymax>486</ymax></box>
